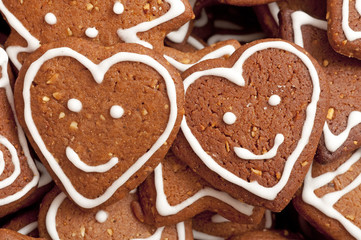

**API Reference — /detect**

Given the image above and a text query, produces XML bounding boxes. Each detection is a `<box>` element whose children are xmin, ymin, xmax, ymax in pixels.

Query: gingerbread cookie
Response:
<box><xmin>14</xmin><ymin>38</ymin><xmax>184</xmax><ymax>209</ymax></box>
<box><xmin>0</xmin><ymin>229</ymin><xmax>44</xmax><ymax>240</ymax></box>
<box><xmin>3</xmin><ymin>207</ymin><xmax>40</xmax><ymax>237</ymax></box>
<box><xmin>293</xmin><ymin>148</ymin><xmax>361</xmax><ymax>239</ymax></box>
<box><xmin>228</xmin><ymin>229</ymin><xmax>304</xmax><ymax>240</ymax></box>
<box><xmin>38</xmin><ymin>187</ymin><xmax>193</xmax><ymax>240</ymax></box>
<box><xmin>137</xmin><ymin>151</ymin><xmax>264</xmax><ymax>227</ymax></box>
<box><xmin>327</xmin><ymin>0</ymin><xmax>361</xmax><ymax>60</ymax></box>
<box><xmin>0</xmin><ymin>47</ymin><xmax>39</xmax><ymax>218</ymax></box>
<box><xmin>172</xmin><ymin>38</ymin><xmax>329</xmax><ymax>211</ymax></box>
<box><xmin>279</xmin><ymin>9</ymin><xmax>361</xmax><ymax>164</ymax></box>
<box><xmin>254</xmin><ymin>0</ymin><xmax>327</xmax><ymax>37</ymax></box>
<box><xmin>0</xmin><ymin>0</ymin><xmax>193</xmax><ymax>70</ymax></box>
<box><xmin>164</xmin><ymin>39</ymin><xmax>241</xmax><ymax>72</ymax></box>
<box><xmin>192</xmin><ymin>210</ymin><xmax>273</xmax><ymax>239</ymax></box>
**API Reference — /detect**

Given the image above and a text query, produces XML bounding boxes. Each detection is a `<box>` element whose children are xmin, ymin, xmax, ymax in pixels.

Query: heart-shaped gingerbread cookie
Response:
<box><xmin>173</xmin><ymin>39</ymin><xmax>329</xmax><ymax>211</ymax></box>
<box><xmin>15</xmin><ymin>38</ymin><xmax>184</xmax><ymax>209</ymax></box>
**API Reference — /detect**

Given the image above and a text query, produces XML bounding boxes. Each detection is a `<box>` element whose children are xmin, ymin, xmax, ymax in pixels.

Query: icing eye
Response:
<box><xmin>268</xmin><ymin>94</ymin><xmax>281</xmax><ymax>106</ymax></box>
<box><xmin>113</xmin><ymin>1</ymin><xmax>124</xmax><ymax>14</ymax></box>
<box><xmin>67</xmin><ymin>99</ymin><xmax>82</xmax><ymax>113</ymax></box>
<box><xmin>110</xmin><ymin>105</ymin><xmax>124</xmax><ymax>119</ymax></box>
<box><xmin>44</xmin><ymin>13</ymin><xmax>57</xmax><ymax>25</ymax></box>
<box><xmin>85</xmin><ymin>27</ymin><xmax>98</xmax><ymax>38</ymax></box>
<box><xmin>223</xmin><ymin>112</ymin><xmax>237</xmax><ymax>125</ymax></box>
<box><xmin>95</xmin><ymin>210</ymin><xmax>108</xmax><ymax>223</ymax></box>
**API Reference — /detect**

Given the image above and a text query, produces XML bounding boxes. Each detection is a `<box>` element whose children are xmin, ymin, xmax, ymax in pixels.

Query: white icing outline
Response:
<box><xmin>302</xmin><ymin>148</ymin><xmax>361</xmax><ymax>239</ymax></box>
<box><xmin>0</xmin><ymin>1</ymin><xmax>40</xmax><ymax>70</ymax></box>
<box><xmin>186</xmin><ymin>36</ymin><xmax>205</xmax><ymax>50</ymax></box>
<box><xmin>23</xmin><ymin>47</ymin><xmax>178</xmax><ymax>208</ymax></box>
<box><xmin>17</xmin><ymin>221</ymin><xmax>38</xmax><ymax>236</ymax></box>
<box><xmin>192</xmin><ymin>230</ymin><xmax>224</xmax><ymax>240</ymax></box>
<box><xmin>35</xmin><ymin>160</ymin><xmax>52</xmax><ymax>188</ymax></box>
<box><xmin>181</xmin><ymin>41</ymin><xmax>321</xmax><ymax>200</ymax></box>
<box><xmin>117</xmin><ymin>0</ymin><xmax>186</xmax><ymax>48</ymax></box>
<box><xmin>207</xmin><ymin>32</ymin><xmax>266</xmax><ymax>46</ymax></box>
<box><xmin>291</xmin><ymin>11</ymin><xmax>361</xmax><ymax>153</ymax></box>
<box><xmin>211</xmin><ymin>214</ymin><xmax>230</xmax><ymax>223</ymax></box>
<box><xmin>164</xmin><ymin>45</ymin><xmax>237</xmax><ymax>72</ymax></box>
<box><xmin>154</xmin><ymin>163</ymin><xmax>254</xmax><ymax>216</ymax></box>
<box><xmin>46</xmin><ymin>192</ymin><xmax>186</xmax><ymax>240</ymax></box>
<box><xmin>268</xmin><ymin>2</ymin><xmax>280</xmax><ymax>26</ymax></box>
<box><xmin>342</xmin><ymin>0</ymin><xmax>361</xmax><ymax>41</ymax></box>
<box><xmin>323</xmin><ymin>111</ymin><xmax>361</xmax><ymax>152</ymax></box>
<box><xmin>0</xmin><ymin>48</ymin><xmax>39</xmax><ymax>206</ymax></box>
<box><xmin>66</xmin><ymin>147</ymin><xmax>119</xmax><ymax>173</ymax></box>
<box><xmin>234</xmin><ymin>134</ymin><xmax>285</xmax><ymax>160</ymax></box>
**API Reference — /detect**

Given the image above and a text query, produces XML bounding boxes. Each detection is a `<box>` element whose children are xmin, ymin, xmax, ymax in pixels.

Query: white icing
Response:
<box><xmin>207</xmin><ymin>32</ymin><xmax>266</xmax><ymax>45</ymax></box>
<box><xmin>95</xmin><ymin>210</ymin><xmax>109</xmax><ymax>223</ymax></box>
<box><xmin>192</xmin><ymin>230</ymin><xmax>224</xmax><ymax>240</ymax></box>
<box><xmin>117</xmin><ymin>0</ymin><xmax>186</xmax><ymax>48</ymax></box>
<box><xmin>323</xmin><ymin>111</ymin><xmax>361</xmax><ymax>152</ymax></box>
<box><xmin>110</xmin><ymin>105</ymin><xmax>124</xmax><ymax>119</ymax></box>
<box><xmin>211</xmin><ymin>214</ymin><xmax>230</xmax><ymax>223</ymax></box>
<box><xmin>0</xmin><ymin>48</ymin><xmax>39</xmax><ymax>206</ymax></box>
<box><xmin>268</xmin><ymin>2</ymin><xmax>280</xmax><ymax>26</ymax></box>
<box><xmin>291</xmin><ymin>11</ymin><xmax>327</xmax><ymax>48</ymax></box>
<box><xmin>0</xmin><ymin>151</ymin><xmax>4</xmax><ymax>176</ymax></box>
<box><xmin>193</xmin><ymin>9</ymin><xmax>208</xmax><ymax>28</ymax></box>
<box><xmin>35</xmin><ymin>160</ymin><xmax>52</xmax><ymax>188</ymax></box>
<box><xmin>268</xmin><ymin>94</ymin><xmax>281</xmax><ymax>106</ymax></box>
<box><xmin>85</xmin><ymin>27</ymin><xmax>99</xmax><ymax>38</ymax></box>
<box><xmin>44</xmin><ymin>13</ymin><xmax>57</xmax><ymax>25</ymax></box>
<box><xmin>129</xmin><ymin>188</ymin><xmax>137</xmax><ymax>194</ymax></box>
<box><xmin>66</xmin><ymin>147</ymin><xmax>118</xmax><ymax>173</ymax></box>
<box><xmin>154</xmin><ymin>163</ymin><xmax>254</xmax><ymax>216</ymax></box>
<box><xmin>187</xmin><ymin>36</ymin><xmax>205</xmax><ymax>50</ymax></box>
<box><xmin>181</xmin><ymin>41</ymin><xmax>321</xmax><ymax>200</ymax></box>
<box><xmin>234</xmin><ymin>134</ymin><xmax>285</xmax><ymax>160</ymax></box>
<box><xmin>22</xmin><ymin>47</ymin><xmax>178</xmax><ymax>208</ymax></box>
<box><xmin>67</xmin><ymin>98</ymin><xmax>82</xmax><ymax>113</ymax></box>
<box><xmin>17</xmin><ymin>221</ymin><xmax>38</xmax><ymax>235</ymax></box>
<box><xmin>264</xmin><ymin>210</ymin><xmax>272</xmax><ymax>229</ymax></box>
<box><xmin>47</xmin><ymin>192</ymin><xmax>187</xmax><ymax>240</ymax></box>
<box><xmin>290</xmin><ymin>11</ymin><xmax>361</xmax><ymax>153</ymax></box>
<box><xmin>222</xmin><ymin>112</ymin><xmax>236</xmax><ymax>125</ymax></box>
<box><xmin>0</xmin><ymin>1</ymin><xmax>41</xmax><ymax>70</ymax></box>
<box><xmin>164</xmin><ymin>45</ymin><xmax>237</xmax><ymax>72</ymax></box>
<box><xmin>113</xmin><ymin>1</ymin><xmax>124</xmax><ymax>15</ymax></box>
<box><xmin>342</xmin><ymin>0</ymin><xmax>361</xmax><ymax>41</ymax></box>
<box><xmin>302</xmin><ymin>148</ymin><xmax>361</xmax><ymax>239</ymax></box>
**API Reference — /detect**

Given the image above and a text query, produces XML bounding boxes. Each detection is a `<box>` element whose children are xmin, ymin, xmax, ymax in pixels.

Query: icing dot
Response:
<box><xmin>85</xmin><ymin>27</ymin><xmax>98</xmax><ymax>38</ymax></box>
<box><xmin>223</xmin><ymin>112</ymin><xmax>237</xmax><ymax>125</ymax></box>
<box><xmin>110</xmin><ymin>105</ymin><xmax>124</xmax><ymax>119</ymax></box>
<box><xmin>67</xmin><ymin>99</ymin><xmax>82</xmax><ymax>113</ymax></box>
<box><xmin>113</xmin><ymin>1</ymin><xmax>124</xmax><ymax>14</ymax></box>
<box><xmin>95</xmin><ymin>210</ymin><xmax>108</xmax><ymax>223</ymax></box>
<box><xmin>44</xmin><ymin>13</ymin><xmax>57</xmax><ymax>25</ymax></box>
<box><xmin>268</xmin><ymin>95</ymin><xmax>281</xmax><ymax>106</ymax></box>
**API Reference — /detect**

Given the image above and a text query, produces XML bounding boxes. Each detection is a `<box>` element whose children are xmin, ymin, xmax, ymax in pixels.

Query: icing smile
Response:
<box><xmin>234</xmin><ymin>134</ymin><xmax>285</xmax><ymax>160</ymax></box>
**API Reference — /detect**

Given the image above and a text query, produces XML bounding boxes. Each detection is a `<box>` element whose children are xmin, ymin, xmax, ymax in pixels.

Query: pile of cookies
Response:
<box><xmin>0</xmin><ymin>0</ymin><xmax>360</xmax><ymax>239</ymax></box>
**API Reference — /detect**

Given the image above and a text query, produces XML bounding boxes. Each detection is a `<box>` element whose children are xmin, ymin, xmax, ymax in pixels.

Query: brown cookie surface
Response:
<box><xmin>138</xmin><ymin>151</ymin><xmax>265</xmax><ymax>227</ymax></box>
<box><xmin>279</xmin><ymin>9</ymin><xmax>361</xmax><ymax>164</ymax></box>
<box><xmin>0</xmin><ymin>48</ymin><xmax>39</xmax><ymax>218</ymax></box>
<box><xmin>38</xmin><ymin>187</ymin><xmax>193</xmax><ymax>240</ymax></box>
<box><xmin>0</xmin><ymin>229</ymin><xmax>44</xmax><ymax>240</ymax></box>
<box><xmin>293</xmin><ymin>148</ymin><xmax>361</xmax><ymax>240</ymax></box>
<box><xmin>0</xmin><ymin>0</ymin><xmax>193</xmax><ymax>70</ymax></box>
<box><xmin>327</xmin><ymin>0</ymin><xmax>361</xmax><ymax>60</ymax></box>
<box><xmin>14</xmin><ymin>38</ymin><xmax>184</xmax><ymax>209</ymax></box>
<box><xmin>3</xmin><ymin>207</ymin><xmax>40</xmax><ymax>238</ymax></box>
<box><xmin>173</xmin><ymin>38</ymin><xmax>329</xmax><ymax>211</ymax></box>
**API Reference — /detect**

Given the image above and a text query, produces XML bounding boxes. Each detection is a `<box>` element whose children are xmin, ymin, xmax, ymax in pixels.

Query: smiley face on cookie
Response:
<box><xmin>173</xmin><ymin>39</ymin><xmax>329</xmax><ymax>211</ymax></box>
<box><xmin>15</xmin><ymin>38</ymin><xmax>184</xmax><ymax>209</ymax></box>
